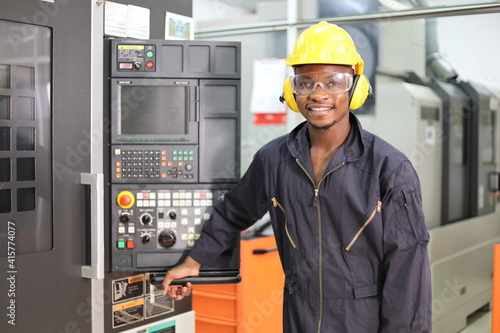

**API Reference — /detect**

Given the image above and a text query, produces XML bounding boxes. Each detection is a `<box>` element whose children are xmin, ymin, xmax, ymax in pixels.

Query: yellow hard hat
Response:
<box><xmin>286</xmin><ymin>21</ymin><xmax>364</xmax><ymax>75</ymax></box>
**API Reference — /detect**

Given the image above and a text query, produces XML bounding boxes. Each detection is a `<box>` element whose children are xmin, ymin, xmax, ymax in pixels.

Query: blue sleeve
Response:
<box><xmin>380</xmin><ymin>161</ymin><xmax>432</xmax><ymax>332</ymax></box>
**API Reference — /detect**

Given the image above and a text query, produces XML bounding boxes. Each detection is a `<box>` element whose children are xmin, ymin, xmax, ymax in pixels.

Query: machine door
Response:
<box><xmin>432</xmin><ymin>80</ymin><xmax>473</xmax><ymax>224</ymax></box>
<box><xmin>459</xmin><ymin>81</ymin><xmax>497</xmax><ymax>216</ymax></box>
<box><xmin>199</xmin><ymin>79</ymin><xmax>241</xmax><ymax>184</ymax></box>
<box><xmin>0</xmin><ymin>1</ymin><xmax>100</xmax><ymax>331</ymax></box>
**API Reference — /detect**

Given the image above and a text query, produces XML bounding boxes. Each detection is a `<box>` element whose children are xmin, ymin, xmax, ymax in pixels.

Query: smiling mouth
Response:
<box><xmin>308</xmin><ymin>106</ymin><xmax>333</xmax><ymax>113</ymax></box>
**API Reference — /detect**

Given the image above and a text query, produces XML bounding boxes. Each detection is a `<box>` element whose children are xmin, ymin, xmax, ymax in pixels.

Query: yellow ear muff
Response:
<box><xmin>349</xmin><ymin>74</ymin><xmax>372</xmax><ymax>110</ymax></box>
<box><xmin>282</xmin><ymin>77</ymin><xmax>300</xmax><ymax>113</ymax></box>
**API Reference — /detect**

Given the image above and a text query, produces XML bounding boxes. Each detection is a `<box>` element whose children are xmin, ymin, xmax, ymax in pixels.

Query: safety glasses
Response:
<box><xmin>290</xmin><ymin>71</ymin><xmax>354</xmax><ymax>96</ymax></box>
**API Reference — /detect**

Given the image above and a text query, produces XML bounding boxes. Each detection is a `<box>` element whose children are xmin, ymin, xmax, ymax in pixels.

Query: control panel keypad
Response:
<box><xmin>112</xmin><ymin>145</ymin><xmax>198</xmax><ymax>183</ymax></box>
<box><xmin>119</xmin><ymin>149</ymin><xmax>162</xmax><ymax>179</ymax></box>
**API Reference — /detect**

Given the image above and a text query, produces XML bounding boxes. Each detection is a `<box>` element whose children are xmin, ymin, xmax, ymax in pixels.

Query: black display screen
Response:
<box><xmin>120</xmin><ymin>85</ymin><xmax>187</xmax><ymax>135</ymax></box>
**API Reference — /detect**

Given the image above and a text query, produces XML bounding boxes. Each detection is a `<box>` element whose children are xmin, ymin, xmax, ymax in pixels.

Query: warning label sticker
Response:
<box><xmin>112</xmin><ymin>274</ymin><xmax>145</xmax><ymax>303</ymax></box>
<box><xmin>113</xmin><ymin>299</ymin><xmax>145</xmax><ymax>328</ymax></box>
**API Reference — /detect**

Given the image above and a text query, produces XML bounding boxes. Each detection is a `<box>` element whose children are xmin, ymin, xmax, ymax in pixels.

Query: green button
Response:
<box><xmin>117</xmin><ymin>241</ymin><xmax>125</xmax><ymax>249</ymax></box>
<box><xmin>173</xmin><ymin>150</ymin><xmax>178</xmax><ymax>155</ymax></box>
<box><xmin>146</xmin><ymin>50</ymin><xmax>154</xmax><ymax>58</ymax></box>
<box><xmin>189</xmin><ymin>150</ymin><xmax>194</xmax><ymax>155</ymax></box>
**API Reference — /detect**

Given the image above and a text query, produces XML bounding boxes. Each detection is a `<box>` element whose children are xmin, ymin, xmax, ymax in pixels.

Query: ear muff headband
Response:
<box><xmin>281</xmin><ymin>74</ymin><xmax>372</xmax><ymax>112</ymax></box>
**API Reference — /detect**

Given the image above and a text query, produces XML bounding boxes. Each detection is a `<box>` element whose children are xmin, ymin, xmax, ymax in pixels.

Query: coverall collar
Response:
<box><xmin>287</xmin><ymin>111</ymin><xmax>366</xmax><ymax>168</ymax></box>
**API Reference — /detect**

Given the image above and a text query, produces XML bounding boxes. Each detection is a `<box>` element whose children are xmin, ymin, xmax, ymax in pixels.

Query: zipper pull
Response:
<box><xmin>312</xmin><ymin>188</ymin><xmax>319</xmax><ymax>207</ymax></box>
<box><xmin>271</xmin><ymin>197</ymin><xmax>277</xmax><ymax>207</ymax></box>
<box><xmin>402</xmin><ymin>191</ymin><xmax>409</xmax><ymax>209</ymax></box>
<box><xmin>376</xmin><ymin>200</ymin><xmax>382</xmax><ymax>212</ymax></box>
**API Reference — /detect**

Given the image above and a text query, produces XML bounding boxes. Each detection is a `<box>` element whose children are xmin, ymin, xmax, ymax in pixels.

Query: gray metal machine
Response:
<box><xmin>103</xmin><ymin>38</ymin><xmax>242</xmax><ymax>330</ymax></box>
<box><xmin>0</xmin><ymin>1</ymin><xmax>241</xmax><ymax>332</ymax></box>
<box><xmin>106</xmin><ymin>38</ymin><xmax>242</xmax><ymax>277</ymax></box>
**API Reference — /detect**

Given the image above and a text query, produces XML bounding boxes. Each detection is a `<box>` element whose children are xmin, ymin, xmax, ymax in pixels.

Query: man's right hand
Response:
<box><xmin>162</xmin><ymin>256</ymin><xmax>201</xmax><ymax>300</ymax></box>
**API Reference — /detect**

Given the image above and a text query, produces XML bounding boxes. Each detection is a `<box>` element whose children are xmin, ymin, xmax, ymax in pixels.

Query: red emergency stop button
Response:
<box><xmin>146</xmin><ymin>61</ymin><xmax>154</xmax><ymax>69</ymax></box>
<box><xmin>117</xmin><ymin>191</ymin><xmax>135</xmax><ymax>209</ymax></box>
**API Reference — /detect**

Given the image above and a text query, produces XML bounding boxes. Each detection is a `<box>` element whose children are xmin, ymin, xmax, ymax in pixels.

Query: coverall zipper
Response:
<box><xmin>271</xmin><ymin>197</ymin><xmax>297</xmax><ymax>248</ymax></box>
<box><xmin>296</xmin><ymin>159</ymin><xmax>346</xmax><ymax>333</ymax></box>
<box><xmin>345</xmin><ymin>200</ymin><xmax>382</xmax><ymax>251</ymax></box>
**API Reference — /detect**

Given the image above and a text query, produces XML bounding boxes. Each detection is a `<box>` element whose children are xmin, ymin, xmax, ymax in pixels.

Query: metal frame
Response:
<box><xmin>195</xmin><ymin>2</ymin><xmax>500</xmax><ymax>38</ymax></box>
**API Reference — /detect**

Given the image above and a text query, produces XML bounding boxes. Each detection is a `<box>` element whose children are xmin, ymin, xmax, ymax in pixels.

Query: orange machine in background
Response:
<box><xmin>193</xmin><ymin>232</ymin><xmax>284</xmax><ymax>332</ymax></box>
<box><xmin>493</xmin><ymin>244</ymin><xmax>500</xmax><ymax>332</ymax></box>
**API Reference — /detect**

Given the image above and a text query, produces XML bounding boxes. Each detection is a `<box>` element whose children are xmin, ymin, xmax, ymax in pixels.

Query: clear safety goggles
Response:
<box><xmin>290</xmin><ymin>71</ymin><xmax>354</xmax><ymax>96</ymax></box>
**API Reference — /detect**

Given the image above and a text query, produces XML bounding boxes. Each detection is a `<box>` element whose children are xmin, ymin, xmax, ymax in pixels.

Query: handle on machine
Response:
<box><xmin>194</xmin><ymin>86</ymin><xmax>200</xmax><ymax>122</ymax></box>
<box><xmin>149</xmin><ymin>273</ymin><xmax>241</xmax><ymax>287</ymax></box>
<box><xmin>80</xmin><ymin>173</ymin><xmax>105</xmax><ymax>279</ymax></box>
<box><xmin>490</xmin><ymin>171</ymin><xmax>500</xmax><ymax>193</ymax></box>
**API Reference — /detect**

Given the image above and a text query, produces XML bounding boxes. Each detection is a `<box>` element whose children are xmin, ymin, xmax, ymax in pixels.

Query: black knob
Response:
<box><xmin>134</xmin><ymin>61</ymin><xmax>141</xmax><ymax>69</ymax></box>
<box><xmin>140</xmin><ymin>213</ymin><xmax>152</xmax><ymax>224</ymax></box>
<box><xmin>142</xmin><ymin>234</ymin><xmax>151</xmax><ymax>244</ymax></box>
<box><xmin>119</xmin><ymin>214</ymin><xmax>130</xmax><ymax>223</ymax></box>
<box><xmin>158</xmin><ymin>230</ymin><xmax>176</xmax><ymax>248</ymax></box>
<box><xmin>168</xmin><ymin>211</ymin><xmax>177</xmax><ymax>220</ymax></box>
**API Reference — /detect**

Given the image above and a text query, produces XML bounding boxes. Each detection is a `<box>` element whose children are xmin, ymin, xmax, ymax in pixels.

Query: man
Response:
<box><xmin>162</xmin><ymin>21</ymin><xmax>432</xmax><ymax>332</ymax></box>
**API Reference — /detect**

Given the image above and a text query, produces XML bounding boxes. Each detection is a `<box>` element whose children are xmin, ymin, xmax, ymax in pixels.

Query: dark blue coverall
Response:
<box><xmin>189</xmin><ymin>112</ymin><xmax>432</xmax><ymax>332</ymax></box>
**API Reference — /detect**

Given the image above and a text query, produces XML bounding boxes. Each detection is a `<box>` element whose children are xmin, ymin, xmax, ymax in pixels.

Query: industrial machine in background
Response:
<box><xmin>361</xmin><ymin>17</ymin><xmax>500</xmax><ymax>333</ymax></box>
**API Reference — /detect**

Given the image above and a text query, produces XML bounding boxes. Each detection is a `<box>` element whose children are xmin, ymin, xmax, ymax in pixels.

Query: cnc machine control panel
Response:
<box><xmin>108</xmin><ymin>39</ymin><xmax>241</xmax><ymax>274</ymax></box>
<box><xmin>111</xmin><ymin>184</ymin><xmax>230</xmax><ymax>271</ymax></box>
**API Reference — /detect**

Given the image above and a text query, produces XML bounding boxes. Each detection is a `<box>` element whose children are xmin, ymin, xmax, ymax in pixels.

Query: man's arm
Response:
<box><xmin>379</xmin><ymin>161</ymin><xmax>432</xmax><ymax>332</ymax></box>
<box><xmin>161</xmin><ymin>150</ymin><xmax>269</xmax><ymax>299</ymax></box>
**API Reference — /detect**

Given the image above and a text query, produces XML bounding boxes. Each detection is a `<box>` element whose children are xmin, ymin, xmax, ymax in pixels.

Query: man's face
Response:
<box><xmin>294</xmin><ymin>64</ymin><xmax>353</xmax><ymax>131</ymax></box>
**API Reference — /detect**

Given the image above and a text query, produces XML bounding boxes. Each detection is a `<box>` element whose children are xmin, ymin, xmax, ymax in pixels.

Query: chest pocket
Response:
<box><xmin>271</xmin><ymin>196</ymin><xmax>297</xmax><ymax>249</ymax></box>
<box><xmin>344</xmin><ymin>200</ymin><xmax>382</xmax><ymax>252</ymax></box>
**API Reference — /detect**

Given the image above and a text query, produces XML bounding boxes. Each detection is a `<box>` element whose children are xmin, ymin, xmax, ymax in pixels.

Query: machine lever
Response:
<box><xmin>149</xmin><ymin>273</ymin><xmax>241</xmax><ymax>287</ymax></box>
<box><xmin>253</xmin><ymin>247</ymin><xmax>278</xmax><ymax>255</ymax></box>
